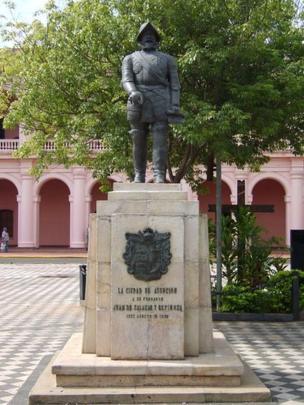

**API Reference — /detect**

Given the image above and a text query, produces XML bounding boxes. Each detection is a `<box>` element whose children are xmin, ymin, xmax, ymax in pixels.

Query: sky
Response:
<box><xmin>1</xmin><ymin>0</ymin><xmax>49</xmax><ymax>23</ymax></box>
<box><xmin>0</xmin><ymin>0</ymin><xmax>67</xmax><ymax>22</ymax></box>
<box><xmin>0</xmin><ymin>0</ymin><xmax>303</xmax><ymax>44</ymax></box>
<box><xmin>0</xmin><ymin>0</ymin><xmax>67</xmax><ymax>45</ymax></box>
<box><xmin>1</xmin><ymin>0</ymin><xmax>303</xmax><ymax>22</ymax></box>
<box><xmin>1</xmin><ymin>0</ymin><xmax>303</xmax><ymax>25</ymax></box>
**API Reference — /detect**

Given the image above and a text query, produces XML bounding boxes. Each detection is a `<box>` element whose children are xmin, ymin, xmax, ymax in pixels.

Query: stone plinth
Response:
<box><xmin>82</xmin><ymin>183</ymin><xmax>213</xmax><ymax>359</ymax></box>
<box><xmin>29</xmin><ymin>183</ymin><xmax>271</xmax><ymax>404</ymax></box>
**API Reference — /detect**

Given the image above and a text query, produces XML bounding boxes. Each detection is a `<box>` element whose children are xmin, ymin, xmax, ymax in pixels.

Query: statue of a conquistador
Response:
<box><xmin>121</xmin><ymin>22</ymin><xmax>183</xmax><ymax>183</ymax></box>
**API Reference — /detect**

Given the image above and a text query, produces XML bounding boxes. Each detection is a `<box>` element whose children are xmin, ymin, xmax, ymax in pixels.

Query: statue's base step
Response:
<box><xmin>29</xmin><ymin>332</ymin><xmax>271</xmax><ymax>404</ymax></box>
<box><xmin>52</xmin><ymin>332</ymin><xmax>244</xmax><ymax>388</ymax></box>
<box><xmin>29</xmin><ymin>360</ymin><xmax>270</xmax><ymax>404</ymax></box>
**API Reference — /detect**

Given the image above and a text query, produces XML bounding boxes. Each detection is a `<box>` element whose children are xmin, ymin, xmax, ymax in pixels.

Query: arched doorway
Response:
<box><xmin>90</xmin><ymin>180</ymin><xmax>114</xmax><ymax>213</ymax></box>
<box><xmin>0</xmin><ymin>179</ymin><xmax>18</xmax><ymax>246</ymax></box>
<box><xmin>252</xmin><ymin>179</ymin><xmax>286</xmax><ymax>243</ymax></box>
<box><xmin>39</xmin><ymin>179</ymin><xmax>70</xmax><ymax>246</ymax></box>
<box><xmin>198</xmin><ymin>180</ymin><xmax>232</xmax><ymax>221</ymax></box>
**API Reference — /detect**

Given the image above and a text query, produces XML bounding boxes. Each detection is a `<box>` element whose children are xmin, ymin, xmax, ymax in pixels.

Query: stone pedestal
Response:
<box><xmin>29</xmin><ymin>184</ymin><xmax>271</xmax><ymax>404</ymax></box>
<box><xmin>83</xmin><ymin>183</ymin><xmax>214</xmax><ymax>359</ymax></box>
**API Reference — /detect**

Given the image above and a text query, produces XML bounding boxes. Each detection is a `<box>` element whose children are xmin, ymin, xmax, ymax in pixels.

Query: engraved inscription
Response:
<box><xmin>113</xmin><ymin>286</ymin><xmax>183</xmax><ymax>320</ymax></box>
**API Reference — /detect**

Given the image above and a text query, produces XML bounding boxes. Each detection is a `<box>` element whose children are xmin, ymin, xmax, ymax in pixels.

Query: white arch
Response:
<box><xmin>33</xmin><ymin>174</ymin><xmax>72</xmax><ymax>248</ymax></box>
<box><xmin>248</xmin><ymin>173</ymin><xmax>289</xmax><ymax>196</ymax></box>
<box><xmin>221</xmin><ymin>176</ymin><xmax>234</xmax><ymax>196</ymax></box>
<box><xmin>85</xmin><ymin>176</ymin><xmax>120</xmax><ymax>197</ymax></box>
<box><xmin>87</xmin><ymin>180</ymin><xmax>107</xmax><ymax>197</ymax></box>
<box><xmin>0</xmin><ymin>174</ymin><xmax>21</xmax><ymax>195</ymax></box>
<box><xmin>34</xmin><ymin>174</ymin><xmax>72</xmax><ymax>197</ymax></box>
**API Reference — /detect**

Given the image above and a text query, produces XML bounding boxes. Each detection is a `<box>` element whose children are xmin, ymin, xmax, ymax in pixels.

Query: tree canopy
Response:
<box><xmin>1</xmin><ymin>0</ymin><xmax>304</xmax><ymax>186</ymax></box>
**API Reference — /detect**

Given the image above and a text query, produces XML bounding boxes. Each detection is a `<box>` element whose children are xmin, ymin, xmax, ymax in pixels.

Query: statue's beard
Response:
<box><xmin>140</xmin><ymin>40</ymin><xmax>157</xmax><ymax>50</ymax></box>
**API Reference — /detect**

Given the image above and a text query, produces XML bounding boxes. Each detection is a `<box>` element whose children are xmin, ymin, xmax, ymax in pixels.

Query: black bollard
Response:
<box><xmin>79</xmin><ymin>264</ymin><xmax>87</xmax><ymax>300</ymax></box>
<box><xmin>292</xmin><ymin>275</ymin><xmax>300</xmax><ymax>321</ymax></box>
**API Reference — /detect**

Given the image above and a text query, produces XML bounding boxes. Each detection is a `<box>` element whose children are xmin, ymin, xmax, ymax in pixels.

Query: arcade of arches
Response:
<box><xmin>198</xmin><ymin>178</ymin><xmax>286</xmax><ymax>244</ymax></box>
<box><xmin>0</xmin><ymin>174</ymin><xmax>294</xmax><ymax>248</ymax></box>
<box><xmin>0</xmin><ymin>174</ymin><xmax>118</xmax><ymax>247</ymax></box>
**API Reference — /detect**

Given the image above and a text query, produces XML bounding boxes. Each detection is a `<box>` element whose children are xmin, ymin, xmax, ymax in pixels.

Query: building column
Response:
<box><xmin>85</xmin><ymin>196</ymin><xmax>92</xmax><ymax>247</ymax></box>
<box><xmin>230</xmin><ymin>180</ymin><xmax>238</xmax><ymax>206</ymax></box>
<box><xmin>288</xmin><ymin>168</ymin><xmax>304</xmax><ymax>245</ymax></box>
<box><xmin>180</xmin><ymin>179</ymin><xmax>197</xmax><ymax>201</ymax></box>
<box><xmin>17</xmin><ymin>194</ymin><xmax>21</xmax><ymax>247</ymax></box>
<box><xmin>18</xmin><ymin>175</ymin><xmax>35</xmax><ymax>247</ymax></box>
<box><xmin>33</xmin><ymin>196</ymin><xmax>41</xmax><ymax>247</ymax></box>
<box><xmin>18</xmin><ymin>125</ymin><xmax>27</xmax><ymax>144</ymax></box>
<box><xmin>246</xmin><ymin>194</ymin><xmax>253</xmax><ymax>205</ymax></box>
<box><xmin>230</xmin><ymin>194</ymin><xmax>237</xmax><ymax>205</ymax></box>
<box><xmin>285</xmin><ymin>194</ymin><xmax>292</xmax><ymax>246</ymax></box>
<box><xmin>70</xmin><ymin>168</ymin><xmax>87</xmax><ymax>248</ymax></box>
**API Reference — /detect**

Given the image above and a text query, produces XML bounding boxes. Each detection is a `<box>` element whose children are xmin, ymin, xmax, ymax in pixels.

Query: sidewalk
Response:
<box><xmin>0</xmin><ymin>247</ymin><xmax>87</xmax><ymax>263</ymax></box>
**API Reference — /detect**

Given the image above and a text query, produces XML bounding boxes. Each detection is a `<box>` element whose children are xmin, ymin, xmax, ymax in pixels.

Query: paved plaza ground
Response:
<box><xmin>0</xmin><ymin>262</ymin><xmax>303</xmax><ymax>405</ymax></box>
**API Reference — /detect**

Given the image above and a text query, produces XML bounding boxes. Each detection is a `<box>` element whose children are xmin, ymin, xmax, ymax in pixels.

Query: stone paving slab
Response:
<box><xmin>0</xmin><ymin>263</ymin><xmax>303</xmax><ymax>404</ymax></box>
<box><xmin>0</xmin><ymin>263</ymin><xmax>83</xmax><ymax>405</ymax></box>
<box><xmin>216</xmin><ymin>321</ymin><xmax>304</xmax><ymax>403</ymax></box>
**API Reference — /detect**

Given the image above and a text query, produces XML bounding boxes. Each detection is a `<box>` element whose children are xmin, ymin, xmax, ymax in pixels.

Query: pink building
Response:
<box><xmin>0</xmin><ymin>125</ymin><xmax>303</xmax><ymax>247</ymax></box>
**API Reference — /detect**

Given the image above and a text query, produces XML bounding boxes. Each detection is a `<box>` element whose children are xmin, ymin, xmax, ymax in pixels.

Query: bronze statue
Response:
<box><xmin>122</xmin><ymin>22</ymin><xmax>183</xmax><ymax>183</ymax></box>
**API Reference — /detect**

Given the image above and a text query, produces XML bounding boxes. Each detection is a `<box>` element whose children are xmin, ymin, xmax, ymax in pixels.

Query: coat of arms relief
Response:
<box><xmin>123</xmin><ymin>228</ymin><xmax>172</xmax><ymax>281</ymax></box>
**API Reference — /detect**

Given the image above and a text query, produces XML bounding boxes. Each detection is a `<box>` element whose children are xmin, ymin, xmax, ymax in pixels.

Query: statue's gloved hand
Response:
<box><xmin>167</xmin><ymin>105</ymin><xmax>180</xmax><ymax>114</ymax></box>
<box><xmin>128</xmin><ymin>91</ymin><xmax>143</xmax><ymax>105</ymax></box>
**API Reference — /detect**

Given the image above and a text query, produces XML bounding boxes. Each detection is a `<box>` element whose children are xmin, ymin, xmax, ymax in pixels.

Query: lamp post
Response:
<box><xmin>216</xmin><ymin>157</ymin><xmax>222</xmax><ymax>311</ymax></box>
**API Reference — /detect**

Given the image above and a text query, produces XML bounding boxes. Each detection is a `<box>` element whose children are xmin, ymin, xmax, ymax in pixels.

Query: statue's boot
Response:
<box><xmin>134</xmin><ymin>172</ymin><xmax>145</xmax><ymax>183</ymax></box>
<box><xmin>152</xmin><ymin>122</ymin><xmax>168</xmax><ymax>183</ymax></box>
<box><xmin>130</xmin><ymin>127</ymin><xmax>147</xmax><ymax>183</ymax></box>
<box><xmin>154</xmin><ymin>171</ymin><xmax>166</xmax><ymax>183</ymax></box>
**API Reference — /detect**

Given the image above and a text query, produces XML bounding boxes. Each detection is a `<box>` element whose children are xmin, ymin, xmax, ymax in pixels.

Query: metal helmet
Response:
<box><xmin>136</xmin><ymin>22</ymin><xmax>161</xmax><ymax>43</ymax></box>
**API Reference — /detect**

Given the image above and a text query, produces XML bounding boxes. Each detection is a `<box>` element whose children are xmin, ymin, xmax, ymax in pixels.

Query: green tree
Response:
<box><xmin>0</xmin><ymin>47</ymin><xmax>21</xmax><ymax>117</ymax></box>
<box><xmin>1</xmin><ymin>0</ymin><xmax>304</xmax><ymax>184</ymax></box>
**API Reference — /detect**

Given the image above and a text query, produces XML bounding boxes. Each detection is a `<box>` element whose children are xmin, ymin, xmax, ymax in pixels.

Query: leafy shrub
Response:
<box><xmin>266</xmin><ymin>270</ymin><xmax>304</xmax><ymax>313</ymax></box>
<box><xmin>219</xmin><ymin>285</ymin><xmax>273</xmax><ymax>313</ymax></box>
<box><xmin>218</xmin><ymin>270</ymin><xmax>304</xmax><ymax>313</ymax></box>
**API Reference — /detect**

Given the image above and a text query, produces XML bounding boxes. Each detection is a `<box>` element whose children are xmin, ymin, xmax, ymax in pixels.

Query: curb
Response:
<box><xmin>213</xmin><ymin>312</ymin><xmax>294</xmax><ymax>322</ymax></box>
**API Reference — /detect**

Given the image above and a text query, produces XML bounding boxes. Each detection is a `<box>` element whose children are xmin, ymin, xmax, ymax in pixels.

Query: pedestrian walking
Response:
<box><xmin>1</xmin><ymin>227</ymin><xmax>9</xmax><ymax>252</ymax></box>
